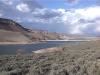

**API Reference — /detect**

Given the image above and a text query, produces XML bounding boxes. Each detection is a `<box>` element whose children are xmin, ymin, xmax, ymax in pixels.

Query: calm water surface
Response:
<box><xmin>0</xmin><ymin>41</ymin><xmax>84</xmax><ymax>54</ymax></box>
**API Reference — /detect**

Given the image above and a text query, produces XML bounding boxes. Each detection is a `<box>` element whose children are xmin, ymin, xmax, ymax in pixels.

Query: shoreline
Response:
<box><xmin>0</xmin><ymin>41</ymin><xmax>43</xmax><ymax>45</ymax></box>
<box><xmin>0</xmin><ymin>40</ymin><xmax>99</xmax><ymax>45</ymax></box>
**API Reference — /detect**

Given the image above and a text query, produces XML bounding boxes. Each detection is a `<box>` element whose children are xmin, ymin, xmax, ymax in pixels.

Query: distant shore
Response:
<box><xmin>0</xmin><ymin>39</ymin><xmax>99</xmax><ymax>45</ymax></box>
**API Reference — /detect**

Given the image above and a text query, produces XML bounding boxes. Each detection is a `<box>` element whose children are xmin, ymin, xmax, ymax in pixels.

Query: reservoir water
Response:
<box><xmin>0</xmin><ymin>41</ymin><xmax>87</xmax><ymax>54</ymax></box>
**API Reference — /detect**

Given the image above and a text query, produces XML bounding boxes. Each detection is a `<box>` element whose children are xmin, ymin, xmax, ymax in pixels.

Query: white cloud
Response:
<box><xmin>16</xmin><ymin>3</ymin><xmax>30</xmax><ymax>13</ymax></box>
<box><xmin>95</xmin><ymin>20</ymin><xmax>100</xmax><ymax>32</ymax></box>
<box><xmin>32</xmin><ymin>8</ymin><xmax>47</xmax><ymax>15</ymax></box>
<box><xmin>58</xmin><ymin>6</ymin><xmax>100</xmax><ymax>34</ymax></box>
<box><xmin>75</xmin><ymin>6</ymin><xmax>100</xmax><ymax>20</ymax></box>
<box><xmin>32</xmin><ymin>6</ymin><xmax>100</xmax><ymax>34</ymax></box>
<box><xmin>1</xmin><ymin>0</ymin><xmax>13</xmax><ymax>5</ymax></box>
<box><xmin>70</xmin><ymin>25</ymin><xmax>82</xmax><ymax>34</ymax></box>
<box><xmin>32</xmin><ymin>8</ymin><xmax>63</xmax><ymax>23</ymax></box>
<box><xmin>96</xmin><ymin>26</ymin><xmax>100</xmax><ymax>32</ymax></box>
<box><xmin>0</xmin><ymin>13</ymin><xmax>3</xmax><ymax>17</ymax></box>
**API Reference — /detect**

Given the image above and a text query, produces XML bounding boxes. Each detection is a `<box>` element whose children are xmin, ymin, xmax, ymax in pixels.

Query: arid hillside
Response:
<box><xmin>0</xmin><ymin>18</ymin><xmax>33</xmax><ymax>43</ymax></box>
<box><xmin>0</xmin><ymin>18</ymin><xmax>29</xmax><ymax>32</ymax></box>
<box><xmin>0</xmin><ymin>18</ymin><xmax>63</xmax><ymax>44</ymax></box>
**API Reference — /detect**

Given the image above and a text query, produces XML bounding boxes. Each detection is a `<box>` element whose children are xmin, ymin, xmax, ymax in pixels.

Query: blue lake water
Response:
<box><xmin>0</xmin><ymin>41</ymin><xmax>85</xmax><ymax>54</ymax></box>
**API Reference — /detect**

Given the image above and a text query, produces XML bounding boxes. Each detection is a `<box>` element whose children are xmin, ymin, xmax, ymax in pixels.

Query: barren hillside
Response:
<box><xmin>0</xmin><ymin>18</ymin><xmax>63</xmax><ymax>44</ymax></box>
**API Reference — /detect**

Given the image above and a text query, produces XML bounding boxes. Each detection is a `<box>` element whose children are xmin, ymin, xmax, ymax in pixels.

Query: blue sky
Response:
<box><xmin>37</xmin><ymin>0</ymin><xmax>99</xmax><ymax>9</ymax></box>
<box><xmin>0</xmin><ymin>0</ymin><xmax>100</xmax><ymax>36</ymax></box>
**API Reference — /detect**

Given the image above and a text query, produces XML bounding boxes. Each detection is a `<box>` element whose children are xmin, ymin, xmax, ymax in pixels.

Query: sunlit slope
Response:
<box><xmin>0</xmin><ymin>30</ymin><xmax>31</xmax><ymax>44</ymax></box>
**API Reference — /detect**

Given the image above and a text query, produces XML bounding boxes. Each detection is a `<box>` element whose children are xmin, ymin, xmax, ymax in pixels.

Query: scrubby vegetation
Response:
<box><xmin>0</xmin><ymin>41</ymin><xmax>100</xmax><ymax>75</ymax></box>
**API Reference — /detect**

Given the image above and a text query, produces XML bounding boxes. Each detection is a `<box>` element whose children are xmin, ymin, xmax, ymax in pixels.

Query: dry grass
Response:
<box><xmin>0</xmin><ymin>40</ymin><xmax>100</xmax><ymax>75</ymax></box>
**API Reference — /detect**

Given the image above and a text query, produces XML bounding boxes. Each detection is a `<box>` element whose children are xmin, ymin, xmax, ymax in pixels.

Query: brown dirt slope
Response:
<box><xmin>0</xmin><ymin>18</ymin><xmax>63</xmax><ymax>43</ymax></box>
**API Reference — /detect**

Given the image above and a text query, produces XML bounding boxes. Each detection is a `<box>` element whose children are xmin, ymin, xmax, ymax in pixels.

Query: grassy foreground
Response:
<box><xmin>0</xmin><ymin>41</ymin><xmax>100</xmax><ymax>75</ymax></box>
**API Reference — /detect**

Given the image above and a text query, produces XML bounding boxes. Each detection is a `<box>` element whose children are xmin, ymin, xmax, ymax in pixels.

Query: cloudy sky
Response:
<box><xmin>0</xmin><ymin>0</ymin><xmax>100</xmax><ymax>36</ymax></box>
